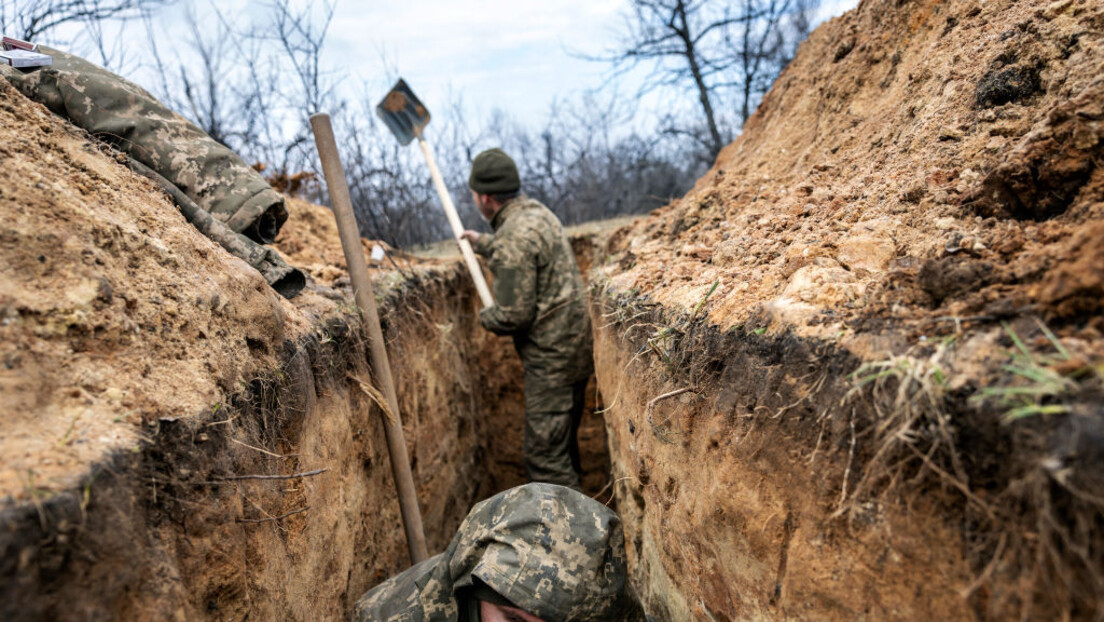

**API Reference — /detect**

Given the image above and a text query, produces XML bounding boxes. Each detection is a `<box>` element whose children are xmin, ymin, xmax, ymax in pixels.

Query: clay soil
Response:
<box><xmin>0</xmin><ymin>73</ymin><xmax>607</xmax><ymax>619</ymax></box>
<box><xmin>593</xmin><ymin>0</ymin><xmax>1103</xmax><ymax>619</ymax></box>
<box><xmin>608</xmin><ymin>0</ymin><xmax>1104</xmax><ymax>337</ymax></box>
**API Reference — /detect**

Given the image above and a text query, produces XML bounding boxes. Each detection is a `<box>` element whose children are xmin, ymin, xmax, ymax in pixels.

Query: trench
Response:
<box><xmin>0</xmin><ymin>234</ymin><xmax>989</xmax><ymax>621</ymax></box>
<box><xmin>0</xmin><ymin>261</ymin><xmax>610</xmax><ymax>621</ymax></box>
<box><xmin>4</xmin><ymin>225</ymin><xmax>1090</xmax><ymax>621</ymax></box>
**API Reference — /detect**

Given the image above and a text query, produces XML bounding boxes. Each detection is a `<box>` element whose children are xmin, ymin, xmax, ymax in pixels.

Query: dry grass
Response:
<box><xmin>843</xmin><ymin>322</ymin><xmax>1104</xmax><ymax>619</ymax></box>
<box><xmin>837</xmin><ymin>338</ymin><xmax>987</xmax><ymax>517</ymax></box>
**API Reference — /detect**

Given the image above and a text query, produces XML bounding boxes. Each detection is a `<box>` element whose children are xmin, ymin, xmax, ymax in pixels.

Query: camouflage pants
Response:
<box><xmin>524</xmin><ymin>377</ymin><xmax>588</xmax><ymax>490</ymax></box>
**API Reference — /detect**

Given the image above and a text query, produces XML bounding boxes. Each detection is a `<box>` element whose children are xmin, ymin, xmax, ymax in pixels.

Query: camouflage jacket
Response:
<box><xmin>353</xmin><ymin>483</ymin><xmax>640</xmax><ymax>621</ymax></box>
<box><xmin>473</xmin><ymin>197</ymin><xmax>593</xmax><ymax>391</ymax></box>
<box><xmin>0</xmin><ymin>46</ymin><xmax>286</xmax><ymax>244</ymax></box>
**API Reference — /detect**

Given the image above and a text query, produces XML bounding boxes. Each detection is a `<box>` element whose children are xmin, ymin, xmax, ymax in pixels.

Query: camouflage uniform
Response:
<box><xmin>0</xmin><ymin>47</ymin><xmax>303</xmax><ymax>297</ymax></box>
<box><xmin>0</xmin><ymin>46</ymin><xmax>287</xmax><ymax>243</ymax></box>
<box><xmin>353</xmin><ymin>483</ymin><xmax>642</xmax><ymax>621</ymax></box>
<box><xmin>472</xmin><ymin>197</ymin><xmax>593</xmax><ymax>489</ymax></box>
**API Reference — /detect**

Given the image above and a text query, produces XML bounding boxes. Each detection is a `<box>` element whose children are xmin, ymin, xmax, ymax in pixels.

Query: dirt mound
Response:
<box><xmin>0</xmin><ymin>76</ymin><xmax>324</xmax><ymax>503</ymax></box>
<box><xmin>593</xmin><ymin>0</ymin><xmax>1104</xmax><ymax>618</ymax></box>
<box><xmin>275</xmin><ymin>198</ymin><xmax>427</xmax><ymax>288</ymax></box>
<box><xmin>608</xmin><ymin>0</ymin><xmax>1103</xmax><ymax>335</ymax></box>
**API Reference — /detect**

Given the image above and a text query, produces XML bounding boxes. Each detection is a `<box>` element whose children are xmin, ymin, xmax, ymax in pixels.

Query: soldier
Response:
<box><xmin>460</xmin><ymin>149</ymin><xmax>593</xmax><ymax>490</ymax></box>
<box><xmin>353</xmin><ymin>483</ymin><xmax>643</xmax><ymax>621</ymax></box>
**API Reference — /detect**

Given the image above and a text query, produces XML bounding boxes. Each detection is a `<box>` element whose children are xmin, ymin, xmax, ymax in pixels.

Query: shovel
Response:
<box><xmin>376</xmin><ymin>79</ymin><xmax>495</xmax><ymax>309</ymax></box>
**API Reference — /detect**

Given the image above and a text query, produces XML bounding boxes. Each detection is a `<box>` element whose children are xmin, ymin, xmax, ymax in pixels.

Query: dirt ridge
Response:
<box><xmin>592</xmin><ymin>0</ymin><xmax>1104</xmax><ymax>617</ymax></box>
<box><xmin>1</xmin><ymin>263</ymin><xmax>511</xmax><ymax>620</ymax></box>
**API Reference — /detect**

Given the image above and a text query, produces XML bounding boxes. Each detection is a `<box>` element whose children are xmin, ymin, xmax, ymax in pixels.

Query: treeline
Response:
<box><xmin>2</xmin><ymin>0</ymin><xmax>817</xmax><ymax>247</ymax></box>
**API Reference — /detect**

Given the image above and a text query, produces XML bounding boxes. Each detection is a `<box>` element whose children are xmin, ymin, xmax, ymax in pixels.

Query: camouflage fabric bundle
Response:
<box><xmin>0</xmin><ymin>46</ymin><xmax>304</xmax><ymax>297</ymax></box>
<box><xmin>0</xmin><ymin>46</ymin><xmax>287</xmax><ymax>244</ymax></box>
<box><xmin>353</xmin><ymin>483</ymin><xmax>642</xmax><ymax>621</ymax></box>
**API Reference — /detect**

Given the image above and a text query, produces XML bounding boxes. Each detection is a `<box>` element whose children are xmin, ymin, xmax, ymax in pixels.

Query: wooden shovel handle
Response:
<box><xmin>417</xmin><ymin>138</ymin><xmax>496</xmax><ymax>309</ymax></box>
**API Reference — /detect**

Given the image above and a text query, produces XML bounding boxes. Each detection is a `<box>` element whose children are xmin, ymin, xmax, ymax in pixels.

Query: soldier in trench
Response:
<box><xmin>459</xmin><ymin>149</ymin><xmax>593</xmax><ymax>491</ymax></box>
<box><xmin>353</xmin><ymin>483</ymin><xmax>643</xmax><ymax>621</ymax></box>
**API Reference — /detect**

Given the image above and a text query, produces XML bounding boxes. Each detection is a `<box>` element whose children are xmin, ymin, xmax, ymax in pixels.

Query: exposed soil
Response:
<box><xmin>0</xmin><ymin>75</ymin><xmax>309</xmax><ymax>505</ymax></box>
<box><xmin>608</xmin><ymin>0</ymin><xmax>1103</xmax><ymax>336</ymax></box>
<box><xmin>0</xmin><ymin>76</ymin><xmax>609</xmax><ymax>619</ymax></box>
<box><xmin>592</xmin><ymin>0</ymin><xmax>1104</xmax><ymax>619</ymax></box>
<box><xmin>592</xmin><ymin>301</ymin><xmax>974</xmax><ymax>620</ymax></box>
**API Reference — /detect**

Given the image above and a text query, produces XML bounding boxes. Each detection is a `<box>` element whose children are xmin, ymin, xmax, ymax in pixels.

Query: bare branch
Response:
<box><xmin>0</xmin><ymin>0</ymin><xmax>171</xmax><ymax>42</ymax></box>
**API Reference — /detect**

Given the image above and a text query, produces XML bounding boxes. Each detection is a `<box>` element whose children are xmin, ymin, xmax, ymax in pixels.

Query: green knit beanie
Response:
<box><xmin>469</xmin><ymin>148</ymin><xmax>521</xmax><ymax>195</ymax></box>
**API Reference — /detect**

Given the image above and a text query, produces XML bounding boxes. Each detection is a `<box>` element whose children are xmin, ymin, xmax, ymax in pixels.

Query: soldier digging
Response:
<box><xmin>460</xmin><ymin>149</ymin><xmax>593</xmax><ymax>491</ymax></box>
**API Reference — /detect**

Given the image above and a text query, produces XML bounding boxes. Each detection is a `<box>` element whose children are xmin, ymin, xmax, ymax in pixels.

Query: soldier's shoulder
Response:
<box><xmin>353</xmin><ymin>555</ymin><xmax>443</xmax><ymax>621</ymax></box>
<box><xmin>510</xmin><ymin>199</ymin><xmax>563</xmax><ymax>235</ymax></box>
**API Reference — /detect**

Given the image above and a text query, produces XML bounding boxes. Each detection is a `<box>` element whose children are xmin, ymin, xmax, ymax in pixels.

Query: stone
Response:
<box><xmin>783</xmin><ymin>264</ymin><xmax>865</xmax><ymax>305</ymax></box>
<box><xmin>837</xmin><ymin>232</ymin><xmax>897</xmax><ymax>273</ymax></box>
<box><xmin>1042</xmin><ymin>0</ymin><xmax>1073</xmax><ymax>19</ymax></box>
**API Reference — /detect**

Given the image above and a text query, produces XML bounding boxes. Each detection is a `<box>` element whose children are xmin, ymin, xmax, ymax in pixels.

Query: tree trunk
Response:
<box><xmin>676</xmin><ymin>0</ymin><xmax>724</xmax><ymax>157</ymax></box>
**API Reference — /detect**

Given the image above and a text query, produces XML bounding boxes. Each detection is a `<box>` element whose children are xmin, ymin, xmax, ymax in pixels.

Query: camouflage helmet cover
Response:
<box><xmin>354</xmin><ymin>483</ymin><xmax>639</xmax><ymax>621</ymax></box>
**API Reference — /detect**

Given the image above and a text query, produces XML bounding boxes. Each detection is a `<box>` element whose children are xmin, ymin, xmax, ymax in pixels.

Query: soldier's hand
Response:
<box><xmin>460</xmin><ymin>230</ymin><xmax>481</xmax><ymax>243</ymax></box>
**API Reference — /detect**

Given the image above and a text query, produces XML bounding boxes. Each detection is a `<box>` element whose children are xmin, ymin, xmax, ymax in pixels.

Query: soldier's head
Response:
<box><xmin>354</xmin><ymin>483</ymin><xmax>645</xmax><ymax>622</ymax></box>
<box><xmin>452</xmin><ymin>484</ymin><xmax>644</xmax><ymax>622</ymax></box>
<box><xmin>469</xmin><ymin>148</ymin><xmax>520</xmax><ymax>221</ymax></box>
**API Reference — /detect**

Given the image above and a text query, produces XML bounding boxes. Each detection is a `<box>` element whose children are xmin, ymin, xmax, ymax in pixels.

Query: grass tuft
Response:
<box><xmin>970</xmin><ymin>321</ymin><xmax>1088</xmax><ymax>423</ymax></box>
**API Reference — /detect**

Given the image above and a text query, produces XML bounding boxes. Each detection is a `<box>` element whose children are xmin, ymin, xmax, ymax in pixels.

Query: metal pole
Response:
<box><xmin>309</xmin><ymin>113</ymin><xmax>428</xmax><ymax>565</ymax></box>
<box><xmin>416</xmin><ymin>137</ymin><xmax>495</xmax><ymax>309</ymax></box>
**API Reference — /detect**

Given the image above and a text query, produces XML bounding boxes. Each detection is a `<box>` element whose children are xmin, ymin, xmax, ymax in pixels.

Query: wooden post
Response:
<box><xmin>309</xmin><ymin>113</ymin><xmax>428</xmax><ymax>565</ymax></box>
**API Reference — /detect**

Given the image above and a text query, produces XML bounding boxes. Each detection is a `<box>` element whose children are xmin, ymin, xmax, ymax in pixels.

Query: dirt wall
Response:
<box><xmin>1</xmin><ymin>263</ymin><xmax>513</xmax><ymax>620</ymax></box>
<box><xmin>589</xmin><ymin>0</ymin><xmax>1104</xmax><ymax>618</ymax></box>
<box><xmin>592</xmin><ymin>295</ymin><xmax>975</xmax><ymax>620</ymax></box>
<box><xmin>0</xmin><ymin>75</ymin><xmax>544</xmax><ymax>620</ymax></box>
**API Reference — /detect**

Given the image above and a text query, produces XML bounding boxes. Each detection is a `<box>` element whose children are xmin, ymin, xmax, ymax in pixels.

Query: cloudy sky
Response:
<box><xmin>48</xmin><ymin>0</ymin><xmax>858</xmax><ymax>130</ymax></box>
<box><xmin>319</xmin><ymin>0</ymin><xmax>858</xmax><ymax>125</ymax></box>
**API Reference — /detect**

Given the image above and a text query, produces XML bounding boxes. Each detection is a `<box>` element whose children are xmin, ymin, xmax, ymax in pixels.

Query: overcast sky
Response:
<box><xmin>48</xmin><ymin>0</ymin><xmax>858</xmax><ymax>131</ymax></box>
<box><xmin>319</xmin><ymin>0</ymin><xmax>859</xmax><ymax>125</ymax></box>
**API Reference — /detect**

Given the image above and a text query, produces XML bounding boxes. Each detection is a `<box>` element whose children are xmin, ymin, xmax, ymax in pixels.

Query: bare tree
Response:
<box><xmin>483</xmin><ymin>94</ymin><xmax>702</xmax><ymax>229</ymax></box>
<box><xmin>142</xmin><ymin>4</ymin><xmax>274</xmax><ymax>163</ymax></box>
<box><xmin>728</xmin><ymin>0</ymin><xmax>816</xmax><ymax>123</ymax></box>
<box><xmin>258</xmin><ymin>0</ymin><xmax>338</xmax><ymax>175</ymax></box>
<box><xmin>0</xmin><ymin>0</ymin><xmax>170</xmax><ymax>42</ymax></box>
<box><xmin>44</xmin><ymin>0</ymin><xmax>713</xmax><ymax>247</ymax></box>
<box><xmin>592</xmin><ymin>0</ymin><xmax>818</xmax><ymax>157</ymax></box>
<box><xmin>597</xmin><ymin>0</ymin><xmax>736</xmax><ymax>157</ymax></box>
<box><xmin>266</xmin><ymin>0</ymin><xmax>336</xmax><ymax>119</ymax></box>
<box><xmin>176</xmin><ymin>10</ymin><xmax>235</xmax><ymax>146</ymax></box>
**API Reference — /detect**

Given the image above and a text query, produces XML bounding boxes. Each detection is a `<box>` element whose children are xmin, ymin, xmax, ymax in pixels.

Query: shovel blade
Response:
<box><xmin>376</xmin><ymin>78</ymin><xmax>431</xmax><ymax>146</ymax></box>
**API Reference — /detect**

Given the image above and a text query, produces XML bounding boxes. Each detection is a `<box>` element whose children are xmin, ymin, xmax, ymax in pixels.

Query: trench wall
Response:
<box><xmin>0</xmin><ymin>265</ymin><xmax>514</xmax><ymax>620</ymax></box>
<box><xmin>590</xmin><ymin>292</ymin><xmax>976</xmax><ymax>621</ymax></box>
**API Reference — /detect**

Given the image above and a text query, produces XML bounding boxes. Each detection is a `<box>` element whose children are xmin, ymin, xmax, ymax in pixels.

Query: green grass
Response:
<box><xmin>689</xmin><ymin>280</ymin><xmax>720</xmax><ymax>322</ymax></box>
<box><xmin>971</xmin><ymin>321</ymin><xmax>1087</xmax><ymax>422</ymax></box>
